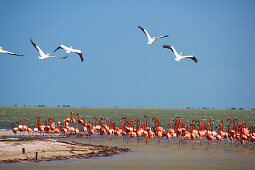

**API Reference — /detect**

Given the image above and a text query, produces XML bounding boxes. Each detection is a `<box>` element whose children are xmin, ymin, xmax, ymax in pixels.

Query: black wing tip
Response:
<box><xmin>191</xmin><ymin>56</ymin><xmax>198</xmax><ymax>63</ymax></box>
<box><xmin>80</xmin><ymin>54</ymin><xmax>84</xmax><ymax>62</ymax></box>
<box><xmin>9</xmin><ymin>53</ymin><xmax>24</xmax><ymax>56</ymax></box>
<box><xmin>162</xmin><ymin>45</ymin><xmax>174</xmax><ymax>53</ymax></box>
<box><xmin>162</xmin><ymin>45</ymin><xmax>171</xmax><ymax>48</ymax></box>
<box><xmin>138</xmin><ymin>26</ymin><xmax>144</xmax><ymax>30</ymax></box>
<box><xmin>53</xmin><ymin>46</ymin><xmax>62</xmax><ymax>52</ymax></box>
<box><xmin>75</xmin><ymin>52</ymin><xmax>84</xmax><ymax>62</ymax></box>
<box><xmin>194</xmin><ymin>57</ymin><xmax>198</xmax><ymax>63</ymax></box>
<box><xmin>30</xmin><ymin>39</ymin><xmax>36</xmax><ymax>45</ymax></box>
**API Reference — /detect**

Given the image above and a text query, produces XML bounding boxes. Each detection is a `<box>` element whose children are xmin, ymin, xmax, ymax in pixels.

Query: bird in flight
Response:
<box><xmin>30</xmin><ymin>40</ymin><xmax>67</xmax><ymax>60</ymax></box>
<box><xmin>53</xmin><ymin>44</ymin><xmax>84</xmax><ymax>62</ymax></box>
<box><xmin>162</xmin><ymin>45</ymin><xmax>198</xmax><ymax>63</ymax></box>
<box><xmin>0</xmin><ymin>47</ymin><xmax>23</xmax><ymax>56</ymax></box>
<box><xmin>138</xmin><ymin>26</ymin><xmax>169</xmax><ymax>45</ymax></box>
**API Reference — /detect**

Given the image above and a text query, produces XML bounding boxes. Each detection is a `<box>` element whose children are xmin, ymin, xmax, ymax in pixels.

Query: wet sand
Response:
<box><xmin>0</xmin><ymin>130</ymin><xmax>129</xmax><ymax>163</ymax></box>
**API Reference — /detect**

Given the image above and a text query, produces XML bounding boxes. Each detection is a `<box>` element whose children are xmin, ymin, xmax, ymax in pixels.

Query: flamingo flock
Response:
<box><xmin>11</xmin><ymin>112</ymin><xmax>255</xmax><ymax>145</ymax></box>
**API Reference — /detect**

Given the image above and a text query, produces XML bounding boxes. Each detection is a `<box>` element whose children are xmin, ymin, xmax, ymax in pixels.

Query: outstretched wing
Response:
<box><xmin>76</xmin><ymin>52</ymin><xmax>84</xmax><ymax>62</ymax></box>
<box><xmin>50</xmin><ymin>56</ymin><xmax>68</xmax><ymax>59</ymax></box>
<box><xmin>162</xmin><ymin>45</ymin><xmax>178</xmax><ymax>56</ymax></box>
<box><xmin>30</xmin><ymin>39</ymin><xmax>45</xmax><ymax>56</ymax></box>
<box><xmin>182</xmin><ymin>56</ymin><xmax>198</xmax><ymax>63</ymax></box>
<box><xmin>53</xmin><ymin>46</ymin><xmax>63</xmax><ymax>52</ymax></box>
<box><xmin>2</xmin><ymin>50</ymin><xmax>23</xmax><ymax>56</ymax></box>
<box><xmin>157</xmin><ymin>35</ymin><xmax>169</xmax><ymax>39</ymax></box>
<box><xmin>138</xmin><ymin>26</ymin><xmax>151</xmax><ymax>39</ymax></box>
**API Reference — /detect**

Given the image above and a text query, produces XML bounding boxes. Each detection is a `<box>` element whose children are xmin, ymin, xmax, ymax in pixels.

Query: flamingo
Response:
<box><xmin>114</xmin><ymin>120</ymin><xmax>122</xmax><ymax>136</ymax></box>
<box><xmin>11</xmin><ymin>122</ymin><xmax>18</xmax><ymax>135</ymax></box>
<box><xmin>18</xmin><ymin>118</ymin><xmax>23</xmax><ymax>135</ymax></box>
<box><xmin>206</xmin><ymin>123</ymin><xmax>214</xmax><ymax>141</ymax></box>
<box><xmin>7</xmin><ymin>114</ymin><xmax>255</xmax><ymax>145</ymax></box>
<box><xmin>75</xmin><ymin>126</ymin><xmax>79</xmax><ymax>135</ymax></box>
<box><xmin>135</xmin><ymin>119</ymin><xmax>144</xmax><ymax>137</ymax></box>
<box><xmin>27</xmin><ymin>119</ymin><xmax>32</xmax><ymax>135</ymax></box>
<box><xmin>77</xmin><ymin>113</ymin><xmax>83</xmax><ymax>125</ymax></box>
<box><xmin>99</xmin><ymin>123</ymin><xmax>107</xmax><ymax>136</ymax></box>
<box><xmin>33</xmin><ymin>120</ymin><xmax>39</xmax><ymax>135</ymax></box>
<box><xmin>142</xmin><ymin>130</ymin><xmax>149</xmax><ymax>144</ymax></box>
<box><xmin>167</xmin><ymin>121</ymin><xmax>175</xmax><ymax>136</ymax></box>
<box><xmin>23</xmin><ymin>119</ymin><xmax>28</xmax><ymax>132</ymax></box>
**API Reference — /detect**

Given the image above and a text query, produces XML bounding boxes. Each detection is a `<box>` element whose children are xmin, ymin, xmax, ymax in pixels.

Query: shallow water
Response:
<box><xmin>1</xmin><ymin>136</ymin><xmax>255</xmax><ymax>169</ymax></box>
<box><xmin>0</xmin><ymin>107</ymin><xmax>255</xmax><ymax>169</ymax></box>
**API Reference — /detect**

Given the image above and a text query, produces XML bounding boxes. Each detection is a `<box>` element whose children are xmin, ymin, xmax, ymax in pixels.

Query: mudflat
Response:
<box><xmin>0</xmin><ymin>131</ymin><xmax>129</xmax><ymax>163</ymax></box>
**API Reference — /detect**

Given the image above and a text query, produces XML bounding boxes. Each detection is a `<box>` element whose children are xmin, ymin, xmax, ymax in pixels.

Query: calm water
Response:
<box><xmin>1</xmin><ymin>136</ymin><xmax>255</xmax><ymax>169</ymax></box>
<box><xmin>0</xmin><ymin>107</ymin><xmax>255</xmax><ymax>169</ymax></box>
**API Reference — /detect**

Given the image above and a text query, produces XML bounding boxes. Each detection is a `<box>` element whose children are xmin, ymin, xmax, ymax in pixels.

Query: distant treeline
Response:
<box><xmin>187</xmin><ymin>107</ymin><xmax>245</xmax><ymax>110</ymax></box>
<box><xmin>11</xmin><ymin>105</ymin><xmax>254</xmax><ymax>110</ymax></box>
<box><xmin>14</xmin><ymin>105</ymin><xmax>71</xmax><ymax>108</ymax></box>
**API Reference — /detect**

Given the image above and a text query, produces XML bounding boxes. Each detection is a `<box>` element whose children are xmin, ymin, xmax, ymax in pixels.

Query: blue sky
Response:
<box><xmin>0</xmin><ymin>0</ymin><xmax>255</xmax><ymax>109</ymax></box>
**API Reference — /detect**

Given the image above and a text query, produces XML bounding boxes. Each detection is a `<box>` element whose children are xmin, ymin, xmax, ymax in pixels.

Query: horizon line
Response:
<box><xmin>0</xmin><ymin>105</ymin><xmax>253</xmax><ymax>111</ymax></box>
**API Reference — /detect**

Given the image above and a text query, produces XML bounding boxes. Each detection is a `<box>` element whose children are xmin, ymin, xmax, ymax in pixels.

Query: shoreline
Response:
<box><xmin>0</xmin><ymin>130</ymin><xmax>129</xmax><ymax>163</ymax></box>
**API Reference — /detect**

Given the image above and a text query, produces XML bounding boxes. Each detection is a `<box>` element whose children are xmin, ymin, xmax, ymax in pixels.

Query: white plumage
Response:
<box><xmin>138</xmin><ymin>26</ymin><xmax>169</xmax><ymax>45</ymax></box>
<box><xmin>54</xmin><ymin>44</ymin><xmax>84</xmax><ymax>62</ymax></box>
<box><xmin>0</xmin><ymin>47</ymin><xmax>23</xmax><ymax>56</ymax></box>
<box><xmin>163</xmin><ymin>45</ymin><xmax>198</xmax><ymax>63</ymax></box>
<box><xmin>30</xmin><ymin>40</ymin><xmax>67</xmax><ymax>60</ymax></box>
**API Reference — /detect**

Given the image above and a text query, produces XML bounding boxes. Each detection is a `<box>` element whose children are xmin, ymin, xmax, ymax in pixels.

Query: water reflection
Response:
<box><xmin>1</xmin><ymin>135</ymin><xmax>254</xmax><ymax>169</ymax></box>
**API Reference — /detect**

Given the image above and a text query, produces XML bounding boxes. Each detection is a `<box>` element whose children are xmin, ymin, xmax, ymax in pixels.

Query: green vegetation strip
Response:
<box><xmin>0</xmin><ymin>136</ymin><xmax>45</xmax><ymax>142</ymax></box>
